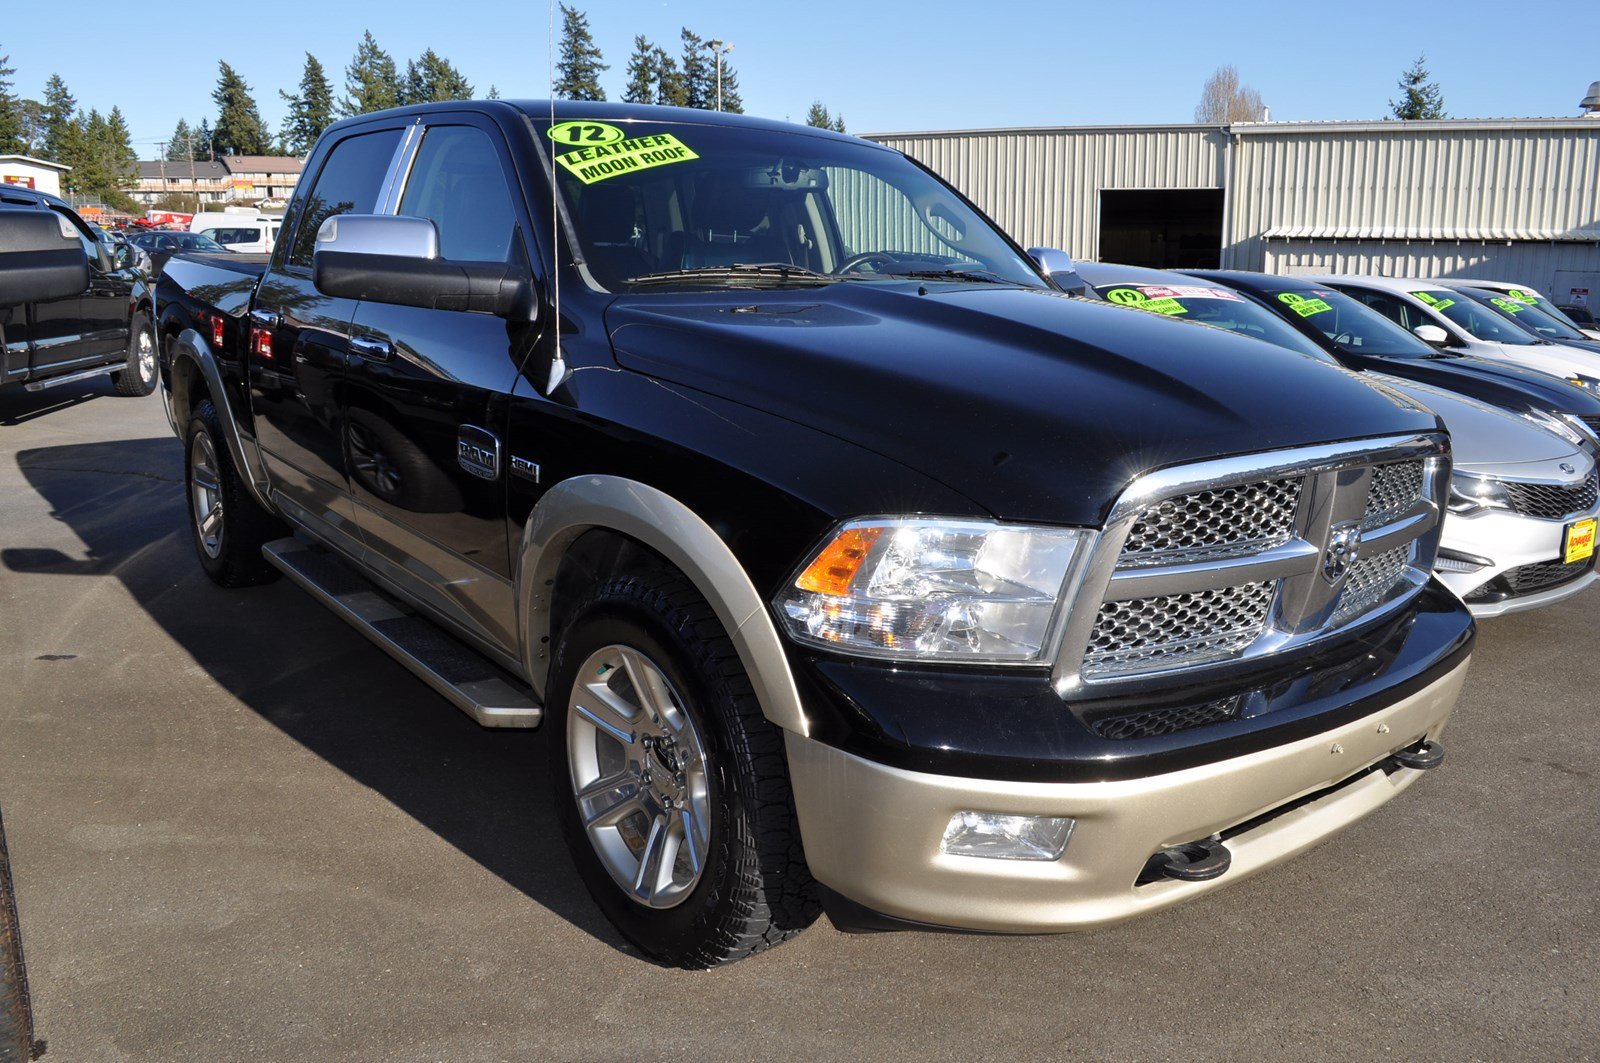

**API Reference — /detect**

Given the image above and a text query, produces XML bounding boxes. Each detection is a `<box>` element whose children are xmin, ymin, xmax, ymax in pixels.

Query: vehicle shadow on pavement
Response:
<box><xmin>0</xmin><ymin>379</ymin><xmax>110</xmax><ymax>428</ymax></box>
<box><xmin>8</xmin><ymin>435</ymin><xmax>630</xmax><ymax>956</ymax></box>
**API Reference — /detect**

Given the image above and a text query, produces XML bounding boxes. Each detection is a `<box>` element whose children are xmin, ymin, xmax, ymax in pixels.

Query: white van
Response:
<box><xmin>188</xmin><ymin>210</ymin><xmax>283</xmax><ymax>255</ymax></box>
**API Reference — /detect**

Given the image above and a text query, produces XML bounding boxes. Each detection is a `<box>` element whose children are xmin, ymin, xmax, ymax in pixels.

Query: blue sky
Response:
<box><xmin>3</xmin><ymin>0</ymin><xmax>1594</xmax><ymax>157</ymax></box>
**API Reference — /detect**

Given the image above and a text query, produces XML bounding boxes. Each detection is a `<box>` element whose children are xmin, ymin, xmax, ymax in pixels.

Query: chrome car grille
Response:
<box><xmin>1056</xmin><ymin>436</ymin><xmax>1448</xmax><ymax>692</ymax></box>
<box><xmin>1505</xmin><ymin>470</ymin><xmax>1598</xmax><ymax>520</ymax></box>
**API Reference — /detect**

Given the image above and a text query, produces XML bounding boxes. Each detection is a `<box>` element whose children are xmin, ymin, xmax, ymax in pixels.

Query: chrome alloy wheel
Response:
<box><xmin>566</xmin><ymin>644</ymin><xmax>712</xmax><ymax>909</ymax></box>
<box><xmin>189</xmin><ymin>431</ymin><xmax>224</xmax><ymax>560</ymax></box>
<box><xmin>136</xmin><ymin>329</ymin><xmax>156</xmax><ymax>387</ymax></box>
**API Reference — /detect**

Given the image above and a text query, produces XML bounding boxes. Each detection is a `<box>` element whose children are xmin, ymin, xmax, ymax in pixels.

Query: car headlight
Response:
<box><xmin>1520</xmin><ymin>407</ymin><xmax>1590</xmax><ymax>450</ymax></box>
<box><xmin>1448</xmin><ymin>472</ymin><xmax>1513</xmax><ymax>514</ymax></box>
<box><xmin>776</xmin><ymin>518</ymin><xmax>1087</xmax><ymax>663</ymax></box>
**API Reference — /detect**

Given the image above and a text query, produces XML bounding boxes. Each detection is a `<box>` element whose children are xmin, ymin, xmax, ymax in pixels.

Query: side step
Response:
<box><xmin>262</xmin><ymin>538</ymin><xmax>542</xmax><ymax>729</ymax></box>
<box><xmin>23</xmin><ymin>362</ymin><xmax>119</xmax><ymax>391</ymax></box>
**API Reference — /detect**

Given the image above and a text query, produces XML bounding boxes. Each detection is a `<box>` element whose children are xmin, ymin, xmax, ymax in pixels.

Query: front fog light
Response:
<box><xmin>940</xmin><ymin>811</ymin><xmax>1075</xmax><ymax>861</ymax></box>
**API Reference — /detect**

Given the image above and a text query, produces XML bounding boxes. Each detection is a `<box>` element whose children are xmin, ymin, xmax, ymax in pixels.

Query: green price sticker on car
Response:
<box><xmin>1277</xmin><ymin>292</ymin><xmax>1331</xmax><ymax>317</ymax></box>
<box><xmin>1104</xmin><ymin>288</ymin><xmax>1187</xmax><ymax>315</ymax></box>
<box><xmin>552</xmin><ymin>128</ymin><xmax>699</xmax><ymax>185</ymax></box>
<box><xmin>1491</xmin><ymin>297</ymin><xmax>1526</xmax><ymax>314</ymax></box>
<box><xmin>1508</xmin><ymin>289</ymin><xmax>1539</xmax><ymax>305</ymax></box>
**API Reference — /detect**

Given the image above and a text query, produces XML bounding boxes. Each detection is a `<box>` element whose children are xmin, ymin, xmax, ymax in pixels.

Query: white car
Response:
<box><xmin>1377</xmin><ymin>376</ymin><xmax>1599</xmax><ymax>617</ymax></box>
<box><xmin>1311</xmin><ymin>274</ymin><xmax>1600</xmax><ymax>390</ymax></box>
<box><xmin>1467</xmin><ymin>281</ymin><xmax>1600</xmax><ymax>342</ymax></box>
<box><xmin>187</xmin><ymin>211</ymin><xmax>282</xmax><ymax>255</ymax></box>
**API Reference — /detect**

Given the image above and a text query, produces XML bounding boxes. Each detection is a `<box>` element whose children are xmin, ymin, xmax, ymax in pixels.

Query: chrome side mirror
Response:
<box><xmin>314</xmin><ymin>213</ymin><xmax>440</xmax><ymax>260</ymax></box>
<box><xmin>1027</xmin><ymin>246</ymin><xmax>1085</xmax><ymax>295</ymax></box>
<box><xmin>1413</xmin><ymin>324</ymin><xmax>1450</xmax><ymax>346</ymax></box>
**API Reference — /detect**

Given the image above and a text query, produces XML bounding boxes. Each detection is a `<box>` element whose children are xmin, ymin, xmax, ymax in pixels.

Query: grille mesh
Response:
<box><xmin>1504</xmin><ymin>558</ymin><xmax>1592</xmax><ymax>594</ymax></box>
<box><xmin>1332</xmin><ymin>546</ymin><xmax>1410</xmax><ymax>627</ymax></box>
<box><xmin>1364</xmin><ymin>461</ymin><xmax>1424</xmax><ymax>529</ymax></box>
<box><xmin>1505</xmin><ymin>471</ymin><xmax>1598</xmax><ymax>520</ymax></box>
<box><xmin>1084</xmin><ymin>582</ymin><xmax>1275</xmax><ymax>677</ymax></box>
<box><xmin>1120</xmin><ymin>479</ymin><xmax>1301</xmax><ymax>564</ymax></box>
<box><xmin>1089</xmin><ymin>696</ymin><xmax>1242</xmax><ymax>741</ymax></box>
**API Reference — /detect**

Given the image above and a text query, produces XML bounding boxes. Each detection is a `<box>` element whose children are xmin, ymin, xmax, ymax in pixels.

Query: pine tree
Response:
<box><xmin>16</xmin><ymin>98</ymin><xmax>44</xmax><ymax>154</ymax></box>
<box><xmin>193</xmin><ymin>118</ymin><xmax>213</xmax><ymax>161</ymax></box>
<box><xmin>487</xmin><ymin>85</ymin><xmax>501</xmax><ymax>100</ymax></box>
<box><xmin>279</xmin><ymin>53</ymin><xmax>335</xmax><ymax>155</ymax></box>
<box><xmin>0</xmin><ymin>47</ymin><xmax>23</xmax><ymax>154</ymax></box>
<box><xmin>831</xmin><ymin>113</ymin><xmax>846</xmax><ymax>134</ymax></box>
<box><xmin>653</xmin><ymin>47</ymin><xmax>685</xmax><ymax>107</ymax></box>
<box><xmin>341</xmin><ymin>31</ymin><xmax>399</xmax><ymax>116</ymax></box>
<box><xmin>622</xmin><ymin>36</ymin><xmax>657</xmax><ymax>105</ymax></box>
<box><xmin>679</xmin><ymin>30</ymin><xmax>711</xmax><ymax>109</ymax></box>
<box><xmin>398</xmin><ymin>49</ymin><xmax>473</xmax><ymax>105</ymax></box>
<box><xmin>166</xmin><ymin>118</ymin><xmax>193</xmax><ymax>160</ymax></box>
<box><xmin>212</xmin><ymin>61</ymin><xmax>271</xmax><ymax>155</ymax></box>
<box><xmin>554</xmin><ymin>5</ymin><xmax>607</xmax><ymax>101</ymax></box>
<box><xmin>41</xmin><ymin>74</ymin><xmax>77</xmax><ymax>163</ymax></box>
<box><xmin>805</xmin><ymin>101</ymin><xmax>833</xmax><ymax>129</ymax></box>
<box><xmin>1390</xmin><ymin>55</ymin><xmax>1445</xmax><ymax>120</ymax></box>
<box><xmin>104</xmin><ymin>106</ymin><xmax>138</xmax><ymax>189</ymax></box>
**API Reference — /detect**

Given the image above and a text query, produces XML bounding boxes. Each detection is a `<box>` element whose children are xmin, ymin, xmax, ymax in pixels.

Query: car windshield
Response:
<box><xmin>1498</xmin><ymin>288</ymin><xmax>1592</xmax><ymax>333</ymax></box>
<box><xmin>1262</xmin><ymin>285</ymin><xmax>1438</xmax><ymax>357</ymax></box>
<box><xmin>1093</xmin><ymin>282</ymin><xmax>1332</xmax><ymax>360</ymax></box>
<box><xmin>534</xmin><ymin>116</ymin><xmax>1044</xmax><ymax>292</ymax></box>
<box><xmin>1469</xmin><ymin>290</ymin><xmax>1589</xmax><ymax>341</ymax></box>
<box><xmin>1411</xmin><ymin>288</ymin><xmax>1538</xmax><ymax>345</ymax></box>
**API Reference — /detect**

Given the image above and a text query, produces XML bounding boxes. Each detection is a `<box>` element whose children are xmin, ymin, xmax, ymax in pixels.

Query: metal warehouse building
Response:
<box><xmin>867</xmin><ymin>115</ymin><xmax>1600</xmax><ymax>306</ymax></box>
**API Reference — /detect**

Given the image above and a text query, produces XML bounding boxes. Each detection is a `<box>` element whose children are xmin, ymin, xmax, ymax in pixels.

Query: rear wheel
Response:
<box><xmin>185</xmin><ymin>398</ymin><xmax>284</xmax><ymax>587</ymax></box>
<box><xmin>548</xmin><ymin>572</ymin><xmax>819</xmax><ymax>968</ymax></box>
<box><xmin>112</xmin><ymin>313</ymin><xmax>157</xmax><ymax>397</ymax></box>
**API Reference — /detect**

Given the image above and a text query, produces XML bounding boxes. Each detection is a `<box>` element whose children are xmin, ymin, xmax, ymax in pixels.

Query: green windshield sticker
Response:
<box><xmin>548</xmin><ymin>121</ymin><xmax>627</xmax><ymax>146</ymax></box>
<box><xmin>1277</xmin><ymin>292</ymin><xmax>1332</xmax><ymax>317</ymax></box>
<box><xmin>1104</xmin><ymin>288</ymin><xmax>1186</xmax><ymax>315</ymax></box>
<box><xmin>1507</xmin><ymin>289</ymin><xmax>1541</xmax><ymax>305</ymax></box>
<box><xmin>555</xmin><ymin>133</ymin><xmax>699</xmax><ymax>185</ymax></box>
<box><xmin>1414</xmin><ymin>291</ymin><xmax>1438</xmax><ymax>305</ymax></box>
<box><xmin>1491</xmin><ymin>297</ymin><xmax>1526</xmax><ymax>314</ymax></box>
<box><xmin>1411</xmin><ymin>291</ymin><xmax>1455</xmax><ymax>312</ymax></box>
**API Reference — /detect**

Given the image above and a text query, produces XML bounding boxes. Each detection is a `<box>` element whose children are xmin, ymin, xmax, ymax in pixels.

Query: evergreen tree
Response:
<box><xmin>487</xmin><ymin>84</ymin><xmax>501</xmax><ymax>100</ymax></box>
<box><xmin>555</xmin><ymin>5</ymin><xmax>607</xmax><ymax>101</ymax></box>
<box><xmin>41</xmin><ymin>74</ymin><xmax>77</xmax><ymax>162</ymax></box>
<box><xmin>679</xmin><ymin>29</ymin><xmax>711</xmax><ymax>109</ymax></box>
<box><xmin>16</xmin><ymin>98</ymin><xmax>45</xmax><ymax>154</ymax></box>
<box><xmin>193</xmin><ymin>118</ymin><xmax>213</xmax><ymax>161</ymax></box>
<box><xmin>398</xmin><ymin>49</ymin><xmax>473</xmax><ymax>105</ymax></box>
<box><xmin>832</xmin><ymin>113</ymin><xmax>846</xmax><ymax>134</ymax></box>
<box><xmin>622</xmin><ymin>36</ymin><xmax>657</xmax><ymax>105</ymax></box>
<box><xmin>341</xmin><ymin>31</ymin><xmax>399</xmax><ymax>116</ymax></box>
<box><xmin>166</xmin><ymin>118</ymin><xmax>193</xmax><ymax>160</ymax></box>
<box><xmin>653</xmin><ymin>47</ymin><xmax>685</xmax><ymax>107</ymax></box>
<box><xmin>212</xmin><ymin>61</ymin><xmax>271</xmax><ymax>155</ymax></box>
<box><xmin>805</xmin><ymin>101</ymin><xmax>833</xmax><ymax>129</ymax></box>
<box><xmin>279</xmin><ymin>53</ymin><xmax>335</xmax><ymax>155</ymax></box>
<box><xmin>104</xmin><ymin>106</ymin><xmax>138</xmax><ymax>188</ymax></box>
<box><xmin>1390</xmin><ymin>55</ymin><xmax>1445</xmax><ymax>120</ymax></box>
<box><xmin>0</xmin><ymin>47</ymin><xmax>22</xmax><ymax>154</ymax></box>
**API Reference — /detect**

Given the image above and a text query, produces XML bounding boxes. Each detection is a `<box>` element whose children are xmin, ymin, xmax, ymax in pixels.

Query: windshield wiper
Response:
<box><xmin>881</xmin><ymin>268</ymin><xmax>1008</xmax><ymax>284</ymax></box>
<box><xmin>625</xmin><ymin>264</ymin><xmax>839</xmax><ymax>288</ymax></box>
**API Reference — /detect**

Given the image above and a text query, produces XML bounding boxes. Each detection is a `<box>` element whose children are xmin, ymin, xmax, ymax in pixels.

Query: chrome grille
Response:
<box><xmin>1505</xmin><ymin>470</ymin><xmax>1598</xmax><ymax>520</ymax></box>
<box><xmin>1083</xmin><ymin>581</ymin><xmax>1274</xmax><ymax>678</ymax></box>
<box><xmin>1363</xmin><ymin>460</ymin><xmax>1424</xmax><ymax>529</ymax></box>
<box><xmin>1120</xmin><ymin>479</ymin><xmax>1301</xmax><ymax>564</ymax></box>
<box><xmin>1331</xmin><ymin>546</ymin><xmax>1411</xmax><ymax>627</ymax></box>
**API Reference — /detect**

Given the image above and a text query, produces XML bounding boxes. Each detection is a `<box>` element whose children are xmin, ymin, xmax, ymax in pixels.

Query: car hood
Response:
<box><xmin>605</xmin><ymin>283</ymin><xmax>1443</xmax><ymax>525</ymax></box>
<box><xmin>1361</xmin><ymin>354</ymin><xmax>1600</xmax><ymax>417</ymax></box>
<box><xmin>1468</xmin><ymin>338</ymin><xmax>1600</xmax><ymax>380</ymax></box>
<box><xmin>1372</xmin><ymin>375</ymin><xmax>1583</xmax><ymax>473</ymax></box>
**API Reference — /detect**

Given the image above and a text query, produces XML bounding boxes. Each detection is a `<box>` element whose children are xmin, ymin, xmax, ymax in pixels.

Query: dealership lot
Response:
<box><xmin>1</xmin><ymin>383</ymin><xmax>1596</xmax><ymax>1061</ymax></box>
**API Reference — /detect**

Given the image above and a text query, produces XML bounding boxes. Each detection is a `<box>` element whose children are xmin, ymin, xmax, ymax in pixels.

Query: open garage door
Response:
<box><xmin>1098</xmin><ymin>189</ymin><xmax>1223</xmax><ymax>269</ymax></box>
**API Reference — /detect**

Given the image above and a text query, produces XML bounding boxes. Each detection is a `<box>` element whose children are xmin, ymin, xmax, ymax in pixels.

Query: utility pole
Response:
<box><xmin>706</xmin><ymin>39</ymin><xmax>734</xmax><ymax>111</ymax></box>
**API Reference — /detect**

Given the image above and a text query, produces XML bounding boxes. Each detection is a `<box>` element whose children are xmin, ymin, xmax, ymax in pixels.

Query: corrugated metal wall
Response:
<box><xmin>1264</xmin><ymin>237</ymin><xmax>1600</xmax><ymax>292</ymax></box>
<box><xmin>868</xmin><ymin>126</ymin><xmax>1227</xmax><ymax>258</ymax></box>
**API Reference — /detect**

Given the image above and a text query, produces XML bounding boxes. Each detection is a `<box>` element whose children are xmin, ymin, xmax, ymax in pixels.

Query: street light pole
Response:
<box><xmin>706</xmin><ymin>39</ymin><xmax>734</xmax><ymax>111</ymax></box>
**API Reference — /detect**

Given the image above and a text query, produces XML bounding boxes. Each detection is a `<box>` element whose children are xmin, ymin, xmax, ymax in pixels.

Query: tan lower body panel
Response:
<box><xmin>785</xmin><ymin>658</ymin><xmax>1469</xmax><ymax>933</ymax></box>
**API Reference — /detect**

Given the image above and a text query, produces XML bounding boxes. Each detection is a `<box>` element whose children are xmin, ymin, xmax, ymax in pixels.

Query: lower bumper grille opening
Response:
<box><xmin>1088</xmin><ymin>696</ymin><xmax>1243</xmax><ymax>741</ymax></box>
<box><xmin>1464</xmin><ymin>555</ymin><xmax>1595</xmax><ymax>603</ymax></box>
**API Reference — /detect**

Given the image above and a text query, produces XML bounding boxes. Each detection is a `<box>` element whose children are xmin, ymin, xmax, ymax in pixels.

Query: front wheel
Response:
<box><xmin>548</xmin><ymin>572</ymin><xmax>819</xmax><ymax>968</ymax></box>
<box><xmin>112</xmin><ymin>313</ymin><xmax>157</xmax><ymax>397</ymax></box>
<box><xmin>185</xmin><ymin>398</ymin><xmax>284</xmax><ymax>587</ymax></box>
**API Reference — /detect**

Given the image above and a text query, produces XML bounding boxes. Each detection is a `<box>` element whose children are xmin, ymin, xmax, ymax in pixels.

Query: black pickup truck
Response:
<box><xmin>154</xmin><ymin>101</ymin><xmax>1475</xmax><ymax>968</ymax></box>
<box><xmin>0</xmin><ymin>186</ymin><xmax>156</xmax><ymax>398</ymax></box>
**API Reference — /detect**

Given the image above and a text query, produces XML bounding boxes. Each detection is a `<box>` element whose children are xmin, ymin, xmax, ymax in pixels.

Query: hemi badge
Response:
<box><xmin>510</xmin><ymin>456</ymin><xmax>541</xmax><ymax>483</ymax></box>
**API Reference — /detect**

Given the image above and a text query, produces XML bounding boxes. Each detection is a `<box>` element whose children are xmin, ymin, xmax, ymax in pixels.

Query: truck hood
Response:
<box><xmin>605</xmin><ymin>283</ymin><xmax>1443</xmax><ymax>525</ymax></box>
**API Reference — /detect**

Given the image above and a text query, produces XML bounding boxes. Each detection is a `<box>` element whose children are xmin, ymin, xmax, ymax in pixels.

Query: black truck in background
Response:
<box><xmin>0</xmin><ymin>186</ymin><xmax>156</xmax><ymax>398</ymax></box>
<box><xmin>152</xmin><ymin>101</ymin><xmax>1474</xmax><ymax>968</ymax></box>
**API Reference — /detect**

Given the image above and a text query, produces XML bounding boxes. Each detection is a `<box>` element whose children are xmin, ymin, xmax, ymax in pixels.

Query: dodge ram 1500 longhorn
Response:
<box><xmin>153</xmin><ymin>101</ymin><xmax>1475</xmax><ymax>968</ymax></box>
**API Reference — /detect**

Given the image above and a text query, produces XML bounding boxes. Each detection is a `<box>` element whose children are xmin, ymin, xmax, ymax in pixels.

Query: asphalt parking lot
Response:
<box><xmin>1</xmin><ymin>381</ymin><xmax>1596</xmax><ymax>1062</ymax></box>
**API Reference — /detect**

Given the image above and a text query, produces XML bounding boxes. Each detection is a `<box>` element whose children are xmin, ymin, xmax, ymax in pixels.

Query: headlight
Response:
<box><xmin>776</xmin><ymin>518</ymin><xmax>1087</xmax><ymax>663</ymax></box>
<box><xmin>1448</xmin><ymin>472</ymin><xmax>1512</xmax><ymax>514</ymax></box>
<box><xmin>1520</xmin><ymin>407</ymin><xmax>1590</xmax><ymax>450</ymax></box>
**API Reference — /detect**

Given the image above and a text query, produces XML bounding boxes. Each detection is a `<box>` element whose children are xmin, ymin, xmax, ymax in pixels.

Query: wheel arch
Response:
<box><xmin>166</xmin><ymin>328</ymin><xmax>275</xmax><ymax>514</ymax></box>
<box><xmin>517</xmin><ymin>476</ymin><xmax>809</xmax><ymax>737</ymax></box>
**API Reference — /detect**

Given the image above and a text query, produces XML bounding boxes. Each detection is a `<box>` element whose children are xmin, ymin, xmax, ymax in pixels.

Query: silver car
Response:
<box><xmin>1378</xmin><ymin>376</ymin><xmax>1600</xmax><ymax>617</ymax></box>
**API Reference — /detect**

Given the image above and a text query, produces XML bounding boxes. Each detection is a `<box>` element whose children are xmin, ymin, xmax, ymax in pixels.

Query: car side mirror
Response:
<box><xmin>1413</xmin><ymin>323</ymin><xmax>1451</xmax><ymax>346</ymax></box>
<box><xmin>313</xmin><ymin>214</ymin><xmax>536</xmax><ymax>320</ymax></box>
<box><xmin>0</xmin><ymin>211</ymin><xmax>91</xmax><ymax>306</ymax></box>
<box><xmin>1027</xmin><ymin>246</ymin><xmax>1085</xmax><ymax>295</ymax></box>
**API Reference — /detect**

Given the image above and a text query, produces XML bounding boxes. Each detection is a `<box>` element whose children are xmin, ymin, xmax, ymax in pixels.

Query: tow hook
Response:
<box><xmin>1152</xmin><ymin>835</ymin><xmax>1231</xmax><ymax>882</ymax></box>
<box><xmin>1384</xmin><ymin>739</ymin><xmax>1445</xmax><ymax>772</ymax></box>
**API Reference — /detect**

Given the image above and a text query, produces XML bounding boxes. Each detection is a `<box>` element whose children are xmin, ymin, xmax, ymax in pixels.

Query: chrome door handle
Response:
<box><xmin>349</xmin><ymin>335</ymin><xmax>392</xmax><ymax>362</ymax></box>
<box><xmin>249</xmin><ymin>308</ymin><xmax>280</xmax><ymax>329</ymax></box>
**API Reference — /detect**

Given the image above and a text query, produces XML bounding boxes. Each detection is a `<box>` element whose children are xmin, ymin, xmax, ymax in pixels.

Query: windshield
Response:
<box><xmin>1261</xmin><ymin>285</ymin><xmax>1438</xmax><ymax>357</ymax></box>
<box><xmin>1470</xmin><ymin>290</ymin><xmax>1589</xmax><ymax>342</ymax></box>
<box><xmin>1501</xmin><ymin>288</ymin><xmax>1592</xmax><ymax>333</ymax></box>
<box><xmin>1093</xmin><ymin>282</ymin><xmax>1331</xmax><ymax>360</ymax></box>
<box><xmin>535</xmin><ymin>117</ymin><xmax>1044</xmax><ymax>291</ymax></box>
<box><xmin>1411</xmin><ymin>289</ymin><xmax>1538</xmax><ymax>345</ymax></box>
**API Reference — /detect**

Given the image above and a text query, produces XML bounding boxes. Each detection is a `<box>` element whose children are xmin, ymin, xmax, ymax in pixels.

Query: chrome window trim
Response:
<box><xmin>373</xmin><ymin>118</ymin><xmax>426</xmax><ymax>216</ymax></box>
<box><xmin>1052</xmin><ymin>433</ymin><xmax>1449</xmax><ymax>699</ymax></box>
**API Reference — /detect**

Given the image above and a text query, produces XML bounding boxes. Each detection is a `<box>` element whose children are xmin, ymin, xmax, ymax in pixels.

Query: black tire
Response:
<box><xmin>111</xmin><ymin>312</ymin><xmax>158</xmax><ymax>397</ymax></box>
<box><xmin>185</xmin><ymin>398</ymin><xmax>285</xmax><ymax>587</ymax></box>
<box><xmin>0</xmin><ymin>807</ymin><xmax>35</xmax><ymax>1063</ymax></box>
<box><xmin>548</xmin><ymin>572</ymin><xmax>820</xmax><ymax>968</ymax></box>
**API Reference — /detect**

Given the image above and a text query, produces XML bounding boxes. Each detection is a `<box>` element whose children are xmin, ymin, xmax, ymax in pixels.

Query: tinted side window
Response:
<box><xmin>1348</xmin><ymin>289</ymin><xmax>1422</xmax><ymax>330</ymax></box>
<box><xmin>287</xmin><ymin>128</ymin><xmax>403</xmax><ymax>267</ymax></box>
<box><xmin>399</xmin><ymin>125</ymin><xmax>517</xmax><ymax>263</ymax></box>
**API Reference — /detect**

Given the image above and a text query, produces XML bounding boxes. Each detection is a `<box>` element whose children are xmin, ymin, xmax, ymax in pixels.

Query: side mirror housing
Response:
<box><xmin>0</xmin><ymin>210</ymin><xmax>91</xmax><ymax>306</ymax></box>
<box><xmin>313</xmin><ymin>214</ymin><xmax>534</xmax><ymax>319</ymax></box>
<box><xmin>1027</xmin><ymin>246</ymin><xmax>1085</xmax><ymax>295</ymax></box>
<box><xmin>1413</xmin><ymin>323</ymin><xmax>1451</xmax><ymax>346</ymax></box>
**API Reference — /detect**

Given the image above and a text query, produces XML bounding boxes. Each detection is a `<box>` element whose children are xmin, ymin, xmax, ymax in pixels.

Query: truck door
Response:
<box><xmin>58</xmin><ymin>211</ymin><xmax>136</xmax><ymax>362</ymax></box>
<box><xmin>342</xmin><ymin>118</ymin><xmax>536</xmax><ymax>657</ymax></box>
<box><xmin>249</xmin><ymin>124</ymin><xmax>405</xmax><ymax>541</ymax></box>
<box><xmin>22</xmin><ymin>210</ymin><xmax>95</xmax><ymax>375</ymax></box>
